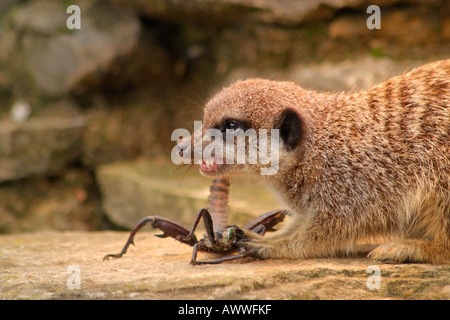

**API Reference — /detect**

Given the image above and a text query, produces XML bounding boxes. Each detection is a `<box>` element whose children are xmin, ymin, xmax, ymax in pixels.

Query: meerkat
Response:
<box><xmin>176</xmin><ymin>59</ymin><xmax>450</xmax><ymax>264</ymax></box>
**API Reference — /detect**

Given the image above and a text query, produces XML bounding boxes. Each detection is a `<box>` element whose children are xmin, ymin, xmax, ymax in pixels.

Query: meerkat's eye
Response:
<box><xmin>225</xmin><ymin>120</ymin><xmax>238</xmax><ymax>130</ymax></box>
<box><xmin>220</xmin><ymin>118</ymin><xmax>249</xmax><ymax>133</ymax></box>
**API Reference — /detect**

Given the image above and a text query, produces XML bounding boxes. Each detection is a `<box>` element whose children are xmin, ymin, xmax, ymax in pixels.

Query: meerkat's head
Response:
<box><xmin>176</xmin><ymin>78</ymin><xmax>311</xmax><ymax>178</ymax></box>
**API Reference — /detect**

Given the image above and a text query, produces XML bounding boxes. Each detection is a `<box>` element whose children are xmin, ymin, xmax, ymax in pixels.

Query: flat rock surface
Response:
<box><xmin>1</xmin><ymin>231</ymin><xmax>449</xmax><ymax>300</ymax></box>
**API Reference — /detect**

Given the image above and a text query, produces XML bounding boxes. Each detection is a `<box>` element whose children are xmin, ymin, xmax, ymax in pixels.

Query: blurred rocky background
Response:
<box><xmin>0</xmin><ymin>0</ymin><xmax>449</xmax><ymax>233</ymax></box>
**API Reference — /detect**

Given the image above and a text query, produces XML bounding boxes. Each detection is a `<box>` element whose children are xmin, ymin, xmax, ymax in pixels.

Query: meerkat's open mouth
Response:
<box><xmin>199</xmin><ymin>158</ymin><xmax>227</xmax><ymax>174</ymax></box>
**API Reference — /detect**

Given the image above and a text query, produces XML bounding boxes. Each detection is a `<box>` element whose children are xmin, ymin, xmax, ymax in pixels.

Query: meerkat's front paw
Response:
<box><xmin>238</xmin><ymin>236</ymin><xmax>274</xmax><ymax>260</ymax></box>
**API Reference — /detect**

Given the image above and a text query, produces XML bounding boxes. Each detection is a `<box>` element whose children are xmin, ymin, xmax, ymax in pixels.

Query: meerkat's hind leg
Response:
<box><xmin>367</xmin><ymin>240</ymin><xmax>450</xmax><ymax>264</ymax></box>
<box><xmin>369</xmin><ymin>191</ymin><xmax>450</xmax><ymax>265</ymax></box>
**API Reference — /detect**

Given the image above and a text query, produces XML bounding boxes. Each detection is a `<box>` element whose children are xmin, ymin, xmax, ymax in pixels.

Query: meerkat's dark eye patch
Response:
<box><xmin>275</xmin><ymin>109</ymin><xmax>303</xmax><ymax>151</ymax></box>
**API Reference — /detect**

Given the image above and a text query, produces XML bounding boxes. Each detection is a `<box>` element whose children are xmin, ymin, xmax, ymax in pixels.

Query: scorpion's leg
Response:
<box><xmin>189</xmin><ymin>210</ymin><xmax>288</xmax><ymax>265</ymax></box>
<box><xmin>192</xmin><ymin>245</ymin><xmax>250</xmax><ymax>265</ymax></box>
<box><xmin>191</xmin><ymin>227</ymin><xmax>253</xmax><ymax>265</ymax></box>
<box><xmin>183</xmin><ymin>208</ymin><xmax>236</xmax><ymax>265</ymax></box>
<box><xmin>243</xmin><ymin>209</ymin><xmax>288</xmax><ymax>235</ymax></box>
<box><xmin>103</xmin><ymin>216</ymin><xmax>197</xmax><ymax>260</ymax></box>
<box><xmin>178</xmin><ymin>208</ymin><xmax>216</xmax><ymax>246</ymax></box>
<box><xmin>190</xmin><ymin>242</ymin><xmax>203</xmax><ymax>265</ymax></box>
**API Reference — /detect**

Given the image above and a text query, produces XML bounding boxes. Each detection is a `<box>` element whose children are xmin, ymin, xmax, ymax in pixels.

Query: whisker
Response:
<box><xmin>173</xmin><ymin>163</ymin><xmax>188</xmax><ymax>171</ymax></box>
<box><xmin>176</xmin><ymin>96</ymin><xmax>205</xmax><ymax>112</ymax></box>
<box><xmin>174</xmin><ymin>163</ymin><xmax>196</xmax><ymax>187</ymax></box>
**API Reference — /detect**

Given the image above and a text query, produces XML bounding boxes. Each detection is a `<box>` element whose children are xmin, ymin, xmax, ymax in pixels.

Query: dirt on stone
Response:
<box><xmin>0</xmin><ymin>231</ymin><xmax>449</xmax><ymax>300</ymax></box>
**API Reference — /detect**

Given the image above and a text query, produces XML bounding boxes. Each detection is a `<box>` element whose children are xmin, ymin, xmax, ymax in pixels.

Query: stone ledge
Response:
<box><xmin>1</xmin><ymin>231</ymin><xmax>449</xmax><ymax>300</ymax></box>
<box><xmin>0</xmin><ymin>117</ymin><xmax>86</xmax><ymax>182</ymax></box>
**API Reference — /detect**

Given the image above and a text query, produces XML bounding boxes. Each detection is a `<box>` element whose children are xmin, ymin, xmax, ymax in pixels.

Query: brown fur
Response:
<box><xmin>183</xmin><ymin>60</ymin><xmax>450</xmax><ymax>264</ymax></box>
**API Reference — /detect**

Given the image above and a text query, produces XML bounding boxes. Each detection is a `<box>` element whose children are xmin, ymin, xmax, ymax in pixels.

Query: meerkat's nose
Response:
<box><xmin>176</xmin><ymin>137</ymin><xmax>191</xmax><ymax>158</ymax></box>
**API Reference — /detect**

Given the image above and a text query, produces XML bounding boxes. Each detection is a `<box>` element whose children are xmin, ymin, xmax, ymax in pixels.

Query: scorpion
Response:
<box><xmin>103</xmin><ymin>176</ymin><xmax>287</xmax><ymax>265</ymax></box>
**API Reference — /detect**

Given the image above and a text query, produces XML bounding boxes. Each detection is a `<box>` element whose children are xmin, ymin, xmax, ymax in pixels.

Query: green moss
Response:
<box><xmin>369</xmin><ymin>47</ymin><xmax>385</xmax><ymax>58</ymax></box>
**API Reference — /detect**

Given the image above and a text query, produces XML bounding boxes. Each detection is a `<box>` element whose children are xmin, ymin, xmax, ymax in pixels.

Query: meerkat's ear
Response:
<box><xmin>274</xmin><ymin>108</ymin><xmax>303</xmax><ymax>151</ymax></box>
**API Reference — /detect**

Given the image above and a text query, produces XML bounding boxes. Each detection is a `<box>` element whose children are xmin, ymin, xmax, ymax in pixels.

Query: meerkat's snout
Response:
<box><xmin>175</xmin><ymin>80</ymin><xmax>308</xmax><ymax>177</ymax></box>
<box><xmin>174</xmin><ymin>126</ymin><xmax>229</xmax><ymax>174</ymax></box>
<box><xmin>176</xmin><ymin>137</ymin><xmax>188</xmax><ymax>158</ymax></box>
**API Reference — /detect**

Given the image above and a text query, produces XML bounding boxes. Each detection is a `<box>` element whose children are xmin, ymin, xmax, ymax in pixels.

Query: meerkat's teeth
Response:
<box><xmin>206</xmin><ymin>158</ymin><xmax>215</xmax><ymax>168</ymax></box>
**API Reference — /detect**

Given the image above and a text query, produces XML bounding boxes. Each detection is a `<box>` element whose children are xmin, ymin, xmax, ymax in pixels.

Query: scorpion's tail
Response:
<box><xmin>207</xmin><ymin>176</ymin><xmax>230</xmax><ymax>232</ymax></box>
